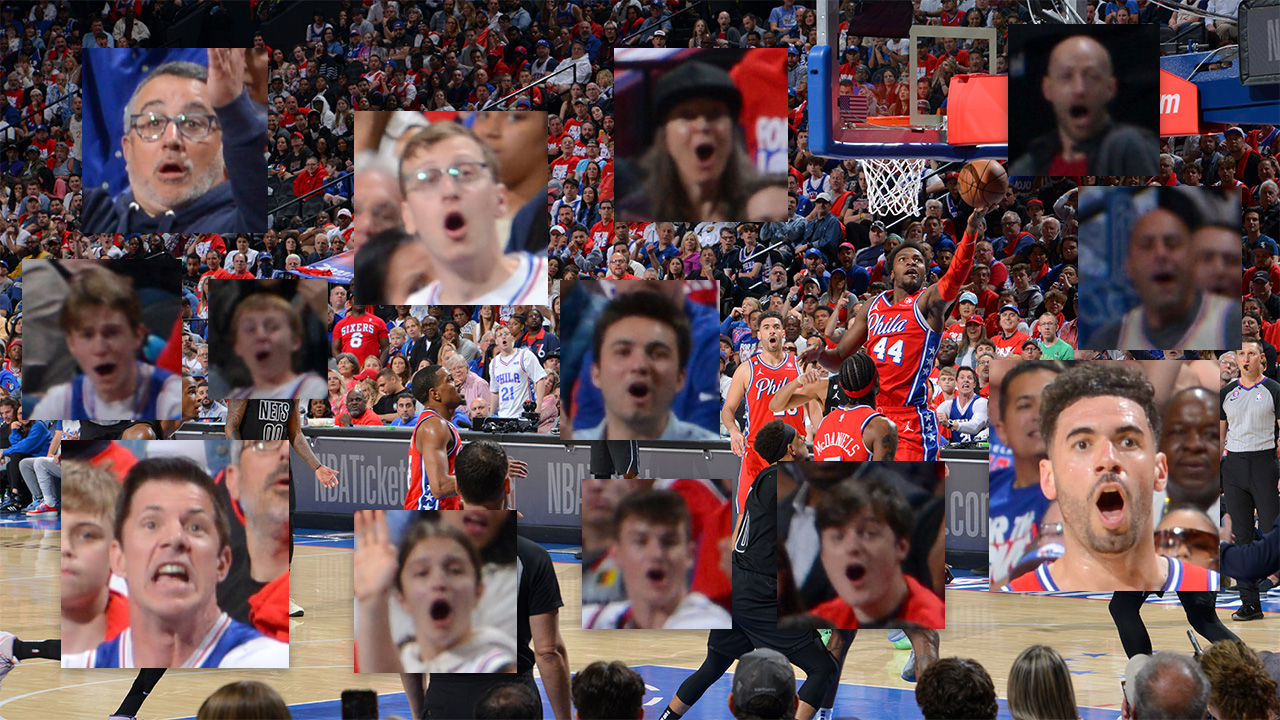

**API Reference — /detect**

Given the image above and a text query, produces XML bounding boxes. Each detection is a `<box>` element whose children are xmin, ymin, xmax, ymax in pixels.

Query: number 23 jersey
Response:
<box><xmin>864</xmin><ymin>289</ymin><xmax>939</xmax><ymax>407</ymax></box>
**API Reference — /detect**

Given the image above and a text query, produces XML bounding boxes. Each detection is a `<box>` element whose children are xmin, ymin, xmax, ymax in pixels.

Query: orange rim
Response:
<box><xmin>866</xmin><ymin>115</ymin><xmax>911</xmax><ymax>127</ymax></box>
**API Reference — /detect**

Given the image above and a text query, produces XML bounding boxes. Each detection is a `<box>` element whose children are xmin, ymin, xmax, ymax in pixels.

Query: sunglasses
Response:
<box><xmin>1154</xmin><ymin>527</ymin><xmax>1219</xmax><ymax>556</ymax></box>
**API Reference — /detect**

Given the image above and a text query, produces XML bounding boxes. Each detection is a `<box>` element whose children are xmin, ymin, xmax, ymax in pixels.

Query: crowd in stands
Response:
<box><xmin>182</xmin><ymin>302</ymin><xmax>559</xmax><ymax>433</ymax></box>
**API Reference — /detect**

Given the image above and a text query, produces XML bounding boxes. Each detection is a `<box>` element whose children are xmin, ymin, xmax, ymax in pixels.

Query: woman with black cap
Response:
<box><xmin>619</xmin><ymin>61</ymin><xmax>773</xmax><ymax>222</ymax></box>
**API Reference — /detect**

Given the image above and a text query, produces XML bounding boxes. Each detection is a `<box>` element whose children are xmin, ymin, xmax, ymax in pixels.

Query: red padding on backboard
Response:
<box><xmin>947</xmin><ymin>73</ymin><xmax>1008</xmax><ymax>146</ymax></box>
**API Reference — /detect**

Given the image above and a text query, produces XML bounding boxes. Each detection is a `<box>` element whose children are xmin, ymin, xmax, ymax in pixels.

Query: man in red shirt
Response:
<box><xmin>213</xmin><ymin>252</ymin><xmax>255</xmax><ymax>279</ymax></box>
<box><xmin>292</xmin><ymin>156</ymin><xmax>328</xmax><ymax>200</ymax></box>
<box><xmin>590</xmin><ymin>197</ymin><xmax>615</xmax><ymax>251</ymax></box>
<box><xmin>606</xmin><ymin>250</ymin><xmax>642</xmax><ymax>280</ymax></box>
<box><xmin>991</xmin><ymin>305</ymin><xmax>1031</xmax><ymax>357</ymax></box>
<box><xmin>331</xmin><ymin>304</ymin><xmax>389</xmax><ymax>368</ymax></box>
<box><xmin>337</xmin><ymin>388</ymin><xmax>382</xmax><ymax>426</ymax></box>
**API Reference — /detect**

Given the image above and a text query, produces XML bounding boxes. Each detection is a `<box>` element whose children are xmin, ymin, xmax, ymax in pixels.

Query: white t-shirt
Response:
<box><xmin>405</xmin><ymin>253</ymin><xmax>549</xmax><ymax>305</ymax></box>
<box><xmin>62</xmin><ymin>613</ymin><xmax>288</xmax><ymax>668</ymax></box>
<box><xmin>398</xmin><ymin>626</ymin><xmax>516</xmax><ymax>673</ymax></box>
<box><xmin>582</xmin><ymin>592</ymin><xmax>732</xmax><ymax>629</ymax></box>
<box><xmin>32</xmin><ymin>364</ymin><xmax>183</xmax><ymax>421</ymax></box>
<box><xmin>488</xmin><ymin>348</ymin><xmax>547</xmax><ymax>418</ymax></box>
<box><xmin>228</xmin><ymin>373</ymin><xmax>328</xmax><ymax>401</ymax></box>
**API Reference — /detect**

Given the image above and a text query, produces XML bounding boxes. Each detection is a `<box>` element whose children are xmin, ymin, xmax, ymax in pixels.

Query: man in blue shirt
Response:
<box><xmin>798</xmin><ymin>193</ymin><xmax>843</xmax><ymax>263</ymax></box>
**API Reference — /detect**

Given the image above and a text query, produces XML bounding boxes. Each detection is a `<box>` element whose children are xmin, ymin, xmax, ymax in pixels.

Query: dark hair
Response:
<box><xmin>886</xmin><ymin>240</ymin><xmax>928</xmax><ymax>282</ymax></box>
<box><xmin>410</xmin><ymin>364</ymin><xmax>446</xmax><ymax>406</ymax></box>
<box><xmin>759</xmin><ymin>309</ymin><xmax>785</xmax><ymax>329</ymax></box>
<box><xmin>837</xmin><ymin>351</ymin><xmax>877</xmax><ymax>403</ymax></box>
<box><xmin>115</xmin><ymin>456</ymin><xmax>231</xmax><ymax>551</ymax></box>
<box><xmin>572</xmin><ymin>661</ymin><xmax>646</xmax><ymax>720</ymax></box>
<box><xmin>394</xmin><ymin>519</ymin><xmax>482</xmax><ymax>593</ymax></box>
<box><xmin>815</xmin><ymin>475</ymin><xmax>913</xmax><ymax>541</ymax></box>
<box><xmin>613</xmin><ymin>489</ymin><xmax>691</xmax><ymax>540</ymax></box>
<box><xmin>915</xmin><ymin>658</ymin><xmax>999</xmax><ymax>720</ymax></box>
<box><xmin>473</xmin><ymin>682</ymin><xmax>540</xmax><ymax>719</ymax></box>
<box><xmin>592</xmin><ymin>290</ymin><xmax>691</xmax><ymax>370</ymax></box>
<box><xmin>455</xmin><ymin>440</ymin><xmax>508</xmax><ymax>506</ymax></box>
<box><xmin>956</xmin><ymin>366</ymin><xmax>979</xmax><ymax>385</ymax></box>
<box><xmin>1038</xmin><ymin>362</ymin><xmax>1160</xmax><ymax>450</ymax></box>
<box><xmin>353</xmin><ymin>228</ymin><xmax>420</xmax><ymax>304</ymax></box>
<box><xmin>755</xmin><ymin>418</ymin><xmax>797</xmax><ymax>464</ymax></box>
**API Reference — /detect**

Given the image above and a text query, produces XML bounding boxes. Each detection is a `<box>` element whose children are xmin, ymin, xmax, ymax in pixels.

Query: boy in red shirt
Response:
<box><xmin>808</xmin><ymin>474</ymin><xmax>945</xmax><ymax>629</ymax></box>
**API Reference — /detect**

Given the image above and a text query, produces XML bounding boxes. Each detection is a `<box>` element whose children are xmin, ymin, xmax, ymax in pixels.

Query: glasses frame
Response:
<box><xmin>128</xmin><ymin>112</ymin><xmax>221</xmax><ymax>142</ymax></box>
<box><xmin>401</xmin><ymin>161</ymin><xmax>491</xmax><ymax>195</ymax></box>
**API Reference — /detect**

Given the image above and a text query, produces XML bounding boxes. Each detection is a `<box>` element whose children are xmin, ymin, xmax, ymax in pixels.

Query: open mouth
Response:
<box><xmin>1096</xmin><ymin>488</ymin><xmax>1126</xmax><ymax>528</ymax></box>
<box><xmin>627</xmin><ymin>382</ymin><xmax>651</xmax><ymax>400</ymax></box>
<box><xmin>443</xmin><ymin>211</ymin><xmax>467</xmax><ymax>240</ymax></box>
<box><xmin>255</xmin><ymin>350</ymin><xmax>271</xmax><ymax>362</ymax></box>
<box><xmin>93</xmin><ymin>362</ymin><xmax>117</xmax><ymax>377</ymax></box>
<box><xmin>157</xmin><ymin>160</ymin><xmax>189</xmax><ymax>180</ymax></box>
<box><xmin>845</xmin><ymin>563</ymin><xmax>867</xmax><ymax>582</ymax></box>
<box><xmin>1069</xmin><ymin>104</ymin><xmax>1090</xmax><ymax>119</ymax></box>
<box><xmin>429</xmin><ymin>599</ymin><xmax>453</xmax><ymax>622</ymax></box>
<box><xmin>694</xmin><ymin>142</ymin><xmax>715</xmax><ymax>162</ymax></box>
<box><xmin>154</xmin><ymin>562</ymin><xmax>191</xmax><ymax>586</ymax></box>
<box><xmin>646</xmin><ymin>568</ymin><xmax>668</xmax><ymax>583</ymax></box>
<box><xmin>1151</xmin><ymin>271</ymin><xmax>1176</xmax><ymax>285</ymax></box>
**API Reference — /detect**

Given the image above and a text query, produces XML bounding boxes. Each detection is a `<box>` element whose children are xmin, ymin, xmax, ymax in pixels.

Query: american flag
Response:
<box><xmin>839</xmin><ymin>93</ymin><xmax>869</xmax><ymax>127</ymax></box>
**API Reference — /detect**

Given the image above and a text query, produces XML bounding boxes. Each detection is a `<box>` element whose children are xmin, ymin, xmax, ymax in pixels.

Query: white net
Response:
<box><xmin>858</xmin><ymin>158</ymin><xmax>929</xmax><ymax>218</ymax></box>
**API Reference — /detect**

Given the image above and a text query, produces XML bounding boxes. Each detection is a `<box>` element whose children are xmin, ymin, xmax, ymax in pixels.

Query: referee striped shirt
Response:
<box><xmin>1221</xmin><ymin>377</ymin><xmax>1280</xmax><ymax>452</ymax></box>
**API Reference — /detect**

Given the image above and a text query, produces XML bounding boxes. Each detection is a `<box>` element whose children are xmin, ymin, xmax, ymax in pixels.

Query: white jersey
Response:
<box><xmin>406</xmin><ymin>253</ymin><xmax>548</xmax><ymax>305</ymax></box>
<box><xmin>31</xmin><ymin>364</ymin><xmax>183</xmax><ymax>421</ymax></box>
<box><xmin>582</xmin><ymin>592</ymin><xmax>732</xmax><ymax>629</ymax></box>
<box><xmin>62</xmin><ymin>613</ymin><xmax>288</xmax><ymax>668</ymax></box>
<box><xmin>228</xmin><ymin>373</ymin><xmax>328</xmax><ymax>401</ymax></box>
<box><xmin>488</xmin><ymin>348</ymin><xmax>546</xmax><ymax>418</ymax></box>
<box><xmin>1115</xmin><ymin>293</ymin><xmax>1237</xmax><ymax>351</ymax></box>
<box><xmin>398</xmin><ymin>626</ymin><xmax>516</xmax><ymax>673</ymax></box>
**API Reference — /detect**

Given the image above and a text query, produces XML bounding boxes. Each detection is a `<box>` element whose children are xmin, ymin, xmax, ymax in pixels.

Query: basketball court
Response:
<box><xmin>5</xmin><ymin>515</ymin><xmax>1276</xmax><ymax>720</ymax></box>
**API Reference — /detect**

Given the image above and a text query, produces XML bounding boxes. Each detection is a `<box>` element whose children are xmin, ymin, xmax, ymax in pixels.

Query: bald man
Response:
<box><xmin>1009</xmin><ymin>33</ymin><xmax>1159</xmax><ymax>176</ymax></box>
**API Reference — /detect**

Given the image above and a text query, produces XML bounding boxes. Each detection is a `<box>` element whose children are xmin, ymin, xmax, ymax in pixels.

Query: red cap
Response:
<box><xmin>354</xmin><ymin>368</ymin><xmax>379</xmax><ymax>382</ymax></box>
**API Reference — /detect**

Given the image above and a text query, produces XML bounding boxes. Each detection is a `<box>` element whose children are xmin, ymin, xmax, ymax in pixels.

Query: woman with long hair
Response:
<box><xmin>388</xmin><ymin>353</ymin><xmax>412</xmax><ymax>389</ymax></box>
<box><xmin>678</xmin><ymin>232</ymin><xmax>701</xmax><ymax>276</ymax></box>
<box><xmin>665</xmin><ymin>255</ymin><xmax>686</xmax><ymax>280</ymax></box>
<box><xmin>583</xmin><ymin>160</ymin><xmax>603</xmax><ymax>192</ymax></box>
<box><xmin>955</xmin><ymin>318</ymin><xmax>989</xmax><ymax>368</ymax></box>
<box><xmin>476</xmin><ymin>305</ymin><xmax>500</xmax><ymax>341</ymax></box>
<box><xmin>576</xmin><ymin>185</ymin><xmax>600</xmax><ymax>228</ymax></box>
<box><xmin>872</xmin><ymin>67</ymin><xmax>899</xmax><ymax>111</ymax></box>
<box><xmin>688</xmin><ymin>18</ymin><xmax>712</xmax><ymax>48</ymax></box>
<box><xmin>1007</xmin><ymin>645</ymin><xmax>1080</xmax><ymax>720</ymax></box>
<box><xmin>619</xmin><ymin>62</ymin><xmax>775</xmax><ymax>222</ymax></box>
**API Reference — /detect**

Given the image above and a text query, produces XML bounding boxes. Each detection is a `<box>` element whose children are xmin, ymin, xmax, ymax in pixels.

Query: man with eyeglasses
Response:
<box><xmin>226</xmin><ymin>398</ymin><xmax>338</xmax><ymax>619</ymax></box>
<box><xmin>81</xmin><ymin>49</ymin><xmax>267</xmax><ymax>233</ymax></box>
<box><xmin>400</xmin><ymin>122</ymin><xmax>548</xmax><ymax>304</ymax></box>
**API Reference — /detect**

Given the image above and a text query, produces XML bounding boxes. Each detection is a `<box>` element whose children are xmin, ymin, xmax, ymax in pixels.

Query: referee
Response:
<box><xmin>1220</xmin><ymin>338</ymin><xmax>1280</xmax><ymax>621</ymax></box>
<box><xmin>655</xmin><ymin>420</ymin><xmax>837</xmax><ymax>720</ymax></box>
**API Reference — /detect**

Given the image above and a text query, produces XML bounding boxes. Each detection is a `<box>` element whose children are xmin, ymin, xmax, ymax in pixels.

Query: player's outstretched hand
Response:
<box><xmin>800</xmin><ymin>344</ymin><xmax>825</xmax><ymax>367</ymax></box>
<box><xmin>508</xmin><ymin>458</ymin><xmax>529</xmax><ymax>480</ymax></box>
<box><xmin>798</xmin><ymin>368</ymin><xmax>824</xmax><ymax>386</ymax></box>
<box><xmin>354</xmin><ymin>510</ymin><xmax>398</xmax><ymax>601</ymax></box>
<box><xmin>966</xmin><ymin>204</ymin><xmax>993</xmax><ymax>233</ymax></box>
<box><xmin>206</xmin><ymin>48</ymin><xmax>247</xmax><ymax>108</ymax></box>
<box><xmin>315</xmin><ymin>465</ymin><xmax>339</xmax><ymax>489</ymax></box>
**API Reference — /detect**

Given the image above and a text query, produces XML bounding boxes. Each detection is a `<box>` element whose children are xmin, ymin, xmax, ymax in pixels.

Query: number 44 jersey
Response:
<box><xmin>864</xmin><ymin>289</ymin><xmax>940</xmax><ymax>408</ymax></box>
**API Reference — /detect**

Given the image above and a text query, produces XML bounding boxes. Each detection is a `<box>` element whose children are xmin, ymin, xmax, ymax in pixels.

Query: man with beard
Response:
<box><xmin>1003</xmin><ymin>363</ymin><xmax>1219</xmax><ymax>591</ymax></box>
<box><xmin>1091</xmin><ymin>189</ymin><xmax>1238</xmax><ymax>350</ymax></box>
<box><xmin>1108</xmin><ymin>387</ymin><xmax>1240</xmax><ymax>656</ymax></box>
<box><xmin>82</xmin><ymin>50</ymin><xmax>266</xmax><ymax>233</ymax></box>
<box><xmin>723</xmin><ymin>311</ymin><xmax>806</xmax><ymax>512</ymax></box>
<box><xmin>194</xmin><ymin>379</ymin><xmax>227</xmax><ymax>421</ymax></box>
<box><xmin>809</xmin><ymin>204</ymin><xmax>992</xmax><ymax>461</ymax></box>
<box><xmin>1219</xmin><ymin>339</ymin><xmax>1280</xmax><ymax>619</ymax></box>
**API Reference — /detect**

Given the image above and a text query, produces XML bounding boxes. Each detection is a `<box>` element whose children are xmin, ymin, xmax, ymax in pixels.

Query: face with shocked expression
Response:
<box><xmin>820</xmin><ymin>507</ymin><xmax>910</xmax><ymax>623</ymax></box>
<box><xmin>397</xmin><ymin>535</ymin><xmax>483</xmax><ymax>654</ymax></box>
<box><xmin>662</xmin><ymin>97</ymin><xmax>733</xmax><ymax>192</ymax></box>
<box><xmin>65</xmin><ymin>309</ymin><xmax>146</xmax><ymax>402</ymax></box>
<box><xmin>613</xmin><ymin>515</ymin><xmax>694</xmax><ymax>622</ymax></box>
<box><xmin>400</xmin><ymin>135</ymin><xmax>508</xmax><ymax>270</ymax></box>
<box><xmin>591</xmin><ymin>316</ymin><xmax>686</xmax><ymax>439</ymax></box>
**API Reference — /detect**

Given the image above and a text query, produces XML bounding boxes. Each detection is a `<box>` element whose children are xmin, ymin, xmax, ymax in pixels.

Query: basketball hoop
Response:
<box><xmin>858</xmin><ymin>158</ymin><xmax>928</xmax><ymax>218</ymax></box>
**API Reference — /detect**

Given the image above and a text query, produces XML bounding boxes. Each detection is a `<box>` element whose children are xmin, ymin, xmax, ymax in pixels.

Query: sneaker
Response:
<box><xmin>21</xmin><ymin>500</ymin><xmax>40</xmax><ymax>513</ymax></box>
<box><xmin>887</xmin><ymin>629</ymin><xmax>912</xmax><ymax>650</ymax></box>
<box><xmin>1260</xmin><ymin>577</ymin><xmax>1278</xmax><ymax>593</ymax></box>
<box><xmin>0</xmin><ymin>631</ymin><xmax>16</xmax><ymax>690</ymax></box>
<box><xmin>289</xmin><ymin>599</ymin><xmax>304</xmax><ymax>617</ymax></box>
<box><xmin>815</xmin><ymin>708</ymin><xmax>833</xmax><ymax>720</ymax></box>
<box><xmin>0</xmin><ymin>500</ymin><xmax>21</xmax><ymax>513</ymax></box>
<box><xmin>901</xmin><ymin>649</ymin><xmax>916</xmax><ymax>682</ymax></box>
<box><xmin>26</xmin><ymin>503</ymin><xmax>58</xmax><ymax>516</ymax></box>
<box><xmin>1232</xmin><ymin>604</ymin><xmax>1264</xmax><ymax>621</ymax></box>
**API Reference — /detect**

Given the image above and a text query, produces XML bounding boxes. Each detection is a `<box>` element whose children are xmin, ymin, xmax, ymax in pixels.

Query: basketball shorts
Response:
<box><xmin>878</xmin><ymin>405</ymin><xmax>940</xmax><ymax>461</ymax></box>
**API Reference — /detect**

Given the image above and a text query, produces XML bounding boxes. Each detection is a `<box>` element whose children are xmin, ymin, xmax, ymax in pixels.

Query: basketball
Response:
<box><xmin>957</xmin><ymin>159</ymin><xmax>1008</xmax><ymax>207</ymax></box>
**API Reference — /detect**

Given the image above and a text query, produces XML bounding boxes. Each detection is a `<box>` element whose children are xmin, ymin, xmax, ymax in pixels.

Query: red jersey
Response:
<box><xmin>405</xmin><ymin>409</ymin><xmax>461</xmax><ymax>510</ymax></box>
<box><xmin>736</xmin><ymin>352</ymin><xmax>804</xmax><ymax>513</ymax></box>
<box><xmin>991</xmin><ymin>331</ymin><xmax>1031</xmax><ymax>357</ymax></box>
<box><xmin>814</xmin><ymin>404</ymin><xmax>883</xmax><ymax>460</ymax></box>
<box><xmin>1005</xmin><ymin>555</ymin><xmax>1219</xmax><ymax>592</ymax></box>
<box><xmin>105</xmin><ymin>588</ymin><xmax>130</xmax><ymax>641</ymax></box>
<box><xmin>590</xmin><ymin>219</ymin><xmax>614</xmax><ymax>251</ymax></box>
<box><xmin>864</xmin><ymin>290</ymin><xmax>941</xmax><ymax>407</ymax></box>
<box><xmin>550</xmin><ymin>156</ymin><xmax>574</xmax><ymax>181</ymax></box>
<box><xmin>333</xmin><ymin>312</ymin><xmax>388</xmax><ymax>367</ymax></box>
<box><xmin>809</xmin><ymin>575</ymin><xmax>944</xmax><ymax>628</ymax></box>
<box><xmin>942</xmin><ymin>320</ymin><xmax>967</xmax><ymax>343</ymax></box>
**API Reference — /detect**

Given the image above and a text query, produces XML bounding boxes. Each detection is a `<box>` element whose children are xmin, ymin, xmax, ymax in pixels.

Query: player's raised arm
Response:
<box><xmin>770</xmin><ymin>368</ymin><xmax>827</xmax><ymax>414</ymax></box>
<box><xmin>921</xmin><ymin>203</ymin><xmax>991</xmax><ymax>319</ymax></box>
<box><xmin>721</xmin><ymin>360</ymin><xmax>751</xmax><ymax>456</ymax></box>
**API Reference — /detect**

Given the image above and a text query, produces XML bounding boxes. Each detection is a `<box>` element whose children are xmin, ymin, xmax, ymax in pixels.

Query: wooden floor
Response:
<box><xmin>2</xmin><ymin>524</ymin><xmax>1277</xmax><ymax>719</ymax></box>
